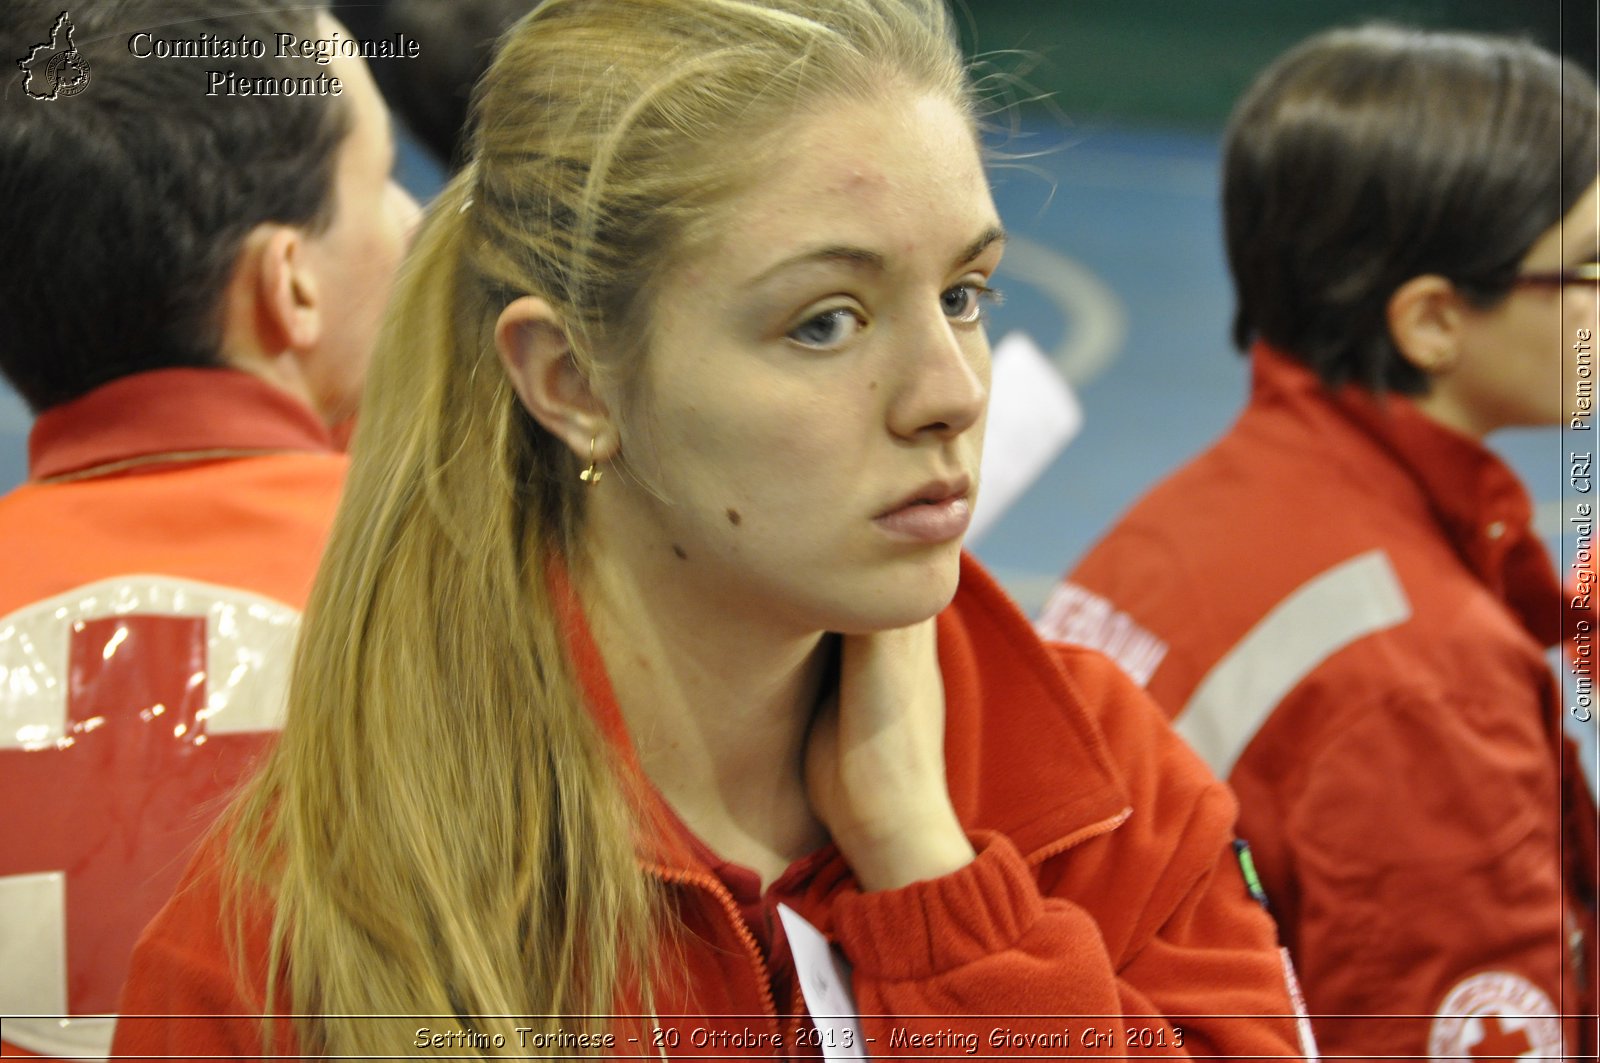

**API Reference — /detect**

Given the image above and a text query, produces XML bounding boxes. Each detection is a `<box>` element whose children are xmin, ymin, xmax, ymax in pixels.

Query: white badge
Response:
<box><xmin>1278</xmin><ymin>948</ymin><xmax>1320</xmax><ymax>1062</ymax></box>
<box><xmin>776</xmin><ymin>903</ymin><xmax>868</xmax><ymax>1059</ymax></box>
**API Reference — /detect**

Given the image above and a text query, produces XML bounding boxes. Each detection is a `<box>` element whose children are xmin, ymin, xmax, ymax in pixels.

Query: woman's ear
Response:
<box><xmin>1386</xmin><ymin>274</ymin><xmax>1465</xmax><ymax>377</ymax></box>
<box><xmin>495</xmin><ymin>296</ymin><xmax>617</xmax><ymax>461</ymax></box>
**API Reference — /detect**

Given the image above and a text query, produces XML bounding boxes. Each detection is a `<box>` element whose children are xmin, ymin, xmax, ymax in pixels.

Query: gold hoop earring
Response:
<box><xmin>579</xmin><ymin>436</ymin><xmax>603</xmax><ymax>484</ymax></box>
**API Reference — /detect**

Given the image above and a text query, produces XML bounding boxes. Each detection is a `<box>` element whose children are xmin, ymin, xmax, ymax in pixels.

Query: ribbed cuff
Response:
<box><xmin>832</xmin><ymin>830</ymin><xmax>1044</xmax><ymax>981</ymax></box>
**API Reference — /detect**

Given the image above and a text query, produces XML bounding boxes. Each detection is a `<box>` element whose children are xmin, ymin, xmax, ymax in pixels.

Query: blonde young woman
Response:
<box><xmin>114</xmin><ymin>0</ymin><xmax>1308</xmax><ymax>1057</ymax></box>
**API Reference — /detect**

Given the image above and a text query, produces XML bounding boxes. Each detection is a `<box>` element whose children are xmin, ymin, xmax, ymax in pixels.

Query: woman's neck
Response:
<box><xmin>580</xmin><ymin>552</ymin><xmax>833</xmax><ymax>885</ymax></box>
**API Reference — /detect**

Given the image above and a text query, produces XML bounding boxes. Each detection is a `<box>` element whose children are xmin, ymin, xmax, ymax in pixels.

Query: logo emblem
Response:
<box><xmin>1428</xmin><ymin>971</ymin><xmax>1563</xmax><ymax>1060</ymax></box>
<box><xmin>17</xmin><ymin>12</ymin><xmax>91</xmax><ymax>101</ymax></box>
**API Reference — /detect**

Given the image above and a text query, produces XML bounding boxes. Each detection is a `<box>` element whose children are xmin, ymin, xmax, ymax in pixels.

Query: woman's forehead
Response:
<box><xmin>684</xmin><ymin>90</ymin><xmax>997</xmax><ymax>281</ymax></box>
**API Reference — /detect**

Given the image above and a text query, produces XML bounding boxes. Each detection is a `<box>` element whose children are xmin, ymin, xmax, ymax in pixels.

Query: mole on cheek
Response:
<box><xmin>672</xmin><ymin>544</ymin><xmax>688</xmax><ymax>560</ymax></box>
<box><xmin>726</xmin><ymin>508</ymin><xmax>742</xmax><ymax>527</ymax></box>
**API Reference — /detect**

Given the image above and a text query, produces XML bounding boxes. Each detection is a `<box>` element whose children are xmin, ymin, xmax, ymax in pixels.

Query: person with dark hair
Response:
<box><xmin>1041</xmin><ymin>23</ymin><xmax>1598</xmax><ymax>1059</ymax></box>
<box><xmin>0</xmin><ymin>1</ymin><xmax>416</xmax><ymax>1056</ymax></box>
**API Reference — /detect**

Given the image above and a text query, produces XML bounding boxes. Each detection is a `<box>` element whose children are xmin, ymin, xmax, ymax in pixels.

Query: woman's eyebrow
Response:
<box><xmin>957</xmin><ymin>226</ymin><xmax>1007</xmax><ymax>267</ymax></box>
<box><xmin>745</xmin><ymin>245</ymin><xmax>887</xmax><ymax>288</ymax></box>
<box><xmin>745</xmin><ymin>226</ymin><xmax>1006</xmax><ymax>289</ymax></box>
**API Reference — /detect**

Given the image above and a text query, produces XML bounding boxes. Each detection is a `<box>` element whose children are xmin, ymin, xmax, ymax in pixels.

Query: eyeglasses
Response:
<box><xmin>1514</xmin><ymin>262</ymin><xmax>1600</xmax><ymax>287</ymax></box>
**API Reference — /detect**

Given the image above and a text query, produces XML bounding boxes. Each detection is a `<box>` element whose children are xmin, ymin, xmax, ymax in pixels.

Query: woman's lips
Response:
<box><xmin>872</xmin><ymin>493</ymin><xmax>972</xmax><ymax>543</ymax></box>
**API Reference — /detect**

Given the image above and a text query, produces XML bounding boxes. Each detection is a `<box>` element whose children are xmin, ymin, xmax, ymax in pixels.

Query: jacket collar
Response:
<box><xmin>552</xmin><ymin>554</ymin><xmax>1130</xmax><ymax>881</ymax></box>
<box><xmin>1250</xmin><ymin>342</ymin><xmax>1561</xmax><ymax>645</ymax></box>
<box><xmin>936</xmin><ymin>554</ymin><xmax>1130</xmax><ymax>861</ymax></box>
<box><xmin>29</xmin><ymin>368</ymin><xmax>336</xmax><ymax>482</ymax></box>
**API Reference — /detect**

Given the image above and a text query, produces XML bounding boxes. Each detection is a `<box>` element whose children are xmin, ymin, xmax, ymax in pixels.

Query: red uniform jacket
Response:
<box><xmin>1045</xmin><ymin>344</ymin><xmax>1598</xmax><ymax>1060</ymax></box>
<box><xmin>0</xmin><ymin>369</ymin><xmax>345</xmax><ymax>1059</ymax></box>
<box><xmin>110</xmin><ymin>555</ymin><xmax>1311</xmax><ymax>1059</ymax></box>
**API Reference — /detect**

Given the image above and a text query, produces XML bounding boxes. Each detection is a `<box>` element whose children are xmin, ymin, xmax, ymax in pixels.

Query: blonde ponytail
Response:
<box><xmin>228</xmin><ymin>171</ymin><xmax>654</xmax><ymax>1055</ymax></box>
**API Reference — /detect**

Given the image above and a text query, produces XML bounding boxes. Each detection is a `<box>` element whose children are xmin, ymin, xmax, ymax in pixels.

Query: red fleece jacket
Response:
<box><xmin>0</xmin><ymin>369</ymin><xmax>344</xmax><ymax>1060</ymax></box>
<box><xmin>109</xmin><ymin>556</ymin><xmax>1309</xmax><ymax>1060</ymax></box>
<box><xmin>1049</xmin><ymin>345</ymin><xmax>1596</xmax><ymax>1060</ymax></box>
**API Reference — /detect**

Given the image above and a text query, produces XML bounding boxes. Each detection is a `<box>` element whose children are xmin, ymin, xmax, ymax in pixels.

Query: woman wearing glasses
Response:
<box><xmin>1047</xmin><ymin>23</ymin><xmax>1599</xmax><ymax>1062</ymax></box>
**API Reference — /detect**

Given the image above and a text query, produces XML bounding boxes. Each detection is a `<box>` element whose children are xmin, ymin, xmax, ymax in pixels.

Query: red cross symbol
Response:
<box><xmin>1</xmin><ymin>614</ymin><xmax>273</xmax><ymax>1015</ymax></box>
<box><xmin>1469</xmin><ymin>1015</ymin><xmax>1533</xmax><ymax>1062</ymax></box>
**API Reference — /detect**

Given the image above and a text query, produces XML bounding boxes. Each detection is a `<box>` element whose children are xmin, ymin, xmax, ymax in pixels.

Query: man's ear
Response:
<box><xmin>232</xmin><ymin>224</ymin><xmax>322</xmax><ymax>357</ymax></box>
<box><xmin>495</xmin><ymin>295</ymin><xmax>615</xmax><ymax>461</ymax></box>
<box><xmin>1387</xmin><ymin>274</ymin><xmax>1465</xmax><ymax>377</ymax></box>
<box><xmin>215</xmin><ymin>225</ymin><xmax>323</xmax><ymax>400</ymax></box>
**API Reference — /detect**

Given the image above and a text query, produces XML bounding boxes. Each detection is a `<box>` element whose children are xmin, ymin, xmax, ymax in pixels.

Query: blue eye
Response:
<box><xmin>788</xmin><ymin>307</ymin><xmax>865</xmax><ymax>349</ymax></box>
<box><xmin>942</xmin><ymin>283</ymin><xmax>1001</xmax><ymax>324</ymax></box>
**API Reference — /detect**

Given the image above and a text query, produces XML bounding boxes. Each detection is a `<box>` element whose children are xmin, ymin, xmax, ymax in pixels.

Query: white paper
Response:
<box><xmin>776</xmin><ymin>902</ymin><xmax>868</xmax><ymax>1059</ymax></box>
<box><xmin>969</xmin><ymin>330</ymin><xmax>1083</xmax><ymax>544</ymax></box>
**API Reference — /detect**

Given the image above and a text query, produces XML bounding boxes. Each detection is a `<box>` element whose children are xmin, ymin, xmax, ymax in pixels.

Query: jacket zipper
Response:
<box><xmin>647</xmin><ymin>863</ymin><xmax>785</xmax><ymax>1056</ymax></box>
<box><xmin>645</xmin><ymin>807</ymin><xmax>1135</xmax><ymax>1057</ymax></box>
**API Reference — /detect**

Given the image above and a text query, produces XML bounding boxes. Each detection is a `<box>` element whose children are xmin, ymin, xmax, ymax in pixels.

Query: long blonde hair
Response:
<box><xmin>225</xmin><ymin>0</ymin><xmax>974</xmax><ymax>1055</ymax></box>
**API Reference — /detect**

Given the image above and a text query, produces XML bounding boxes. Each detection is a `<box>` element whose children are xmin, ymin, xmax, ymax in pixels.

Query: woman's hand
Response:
<box><xmin>804</xmin><ymin>620</ymin><xmax>975</xmax><ymax>891</ymax></box>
